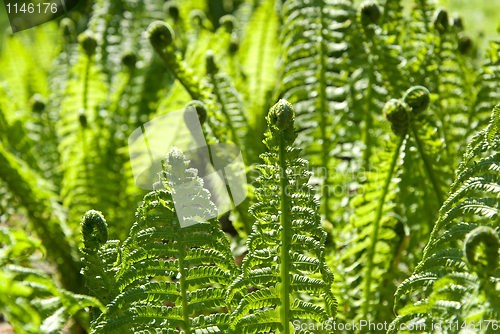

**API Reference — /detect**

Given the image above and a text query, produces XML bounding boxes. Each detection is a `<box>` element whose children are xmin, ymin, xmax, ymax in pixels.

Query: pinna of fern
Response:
<box><xmin>391</xmin><ymin>105</ymin><xmax>500</xmax><ymax>333</ymax></box>
<box><xmin>226</xmin><ymin>100</ymin><xmax>336</xmax><ymax>334</ymax></box>
<box><xmin>277</xmin><ymin>0</ymin><xmax>355</xmax><ymax>225</ymax></box>
<box><xmin>337</xmin><ymin>96</ymin><xmax>411</xmax><ymax>325</ymax></box>
<box><xmin>337</xmin><ymin>86</ymin><xmax>451</xmax><ymax>325</ymax></box>
<box><xmin>81</xmin><ymin>147</ymin><xmax>237</xmax><ymax>334</ymax></box>
<box><xmin>0</xmin><ymin>227</ymin><xmax>103</xmax><ymax>334</ymax></box>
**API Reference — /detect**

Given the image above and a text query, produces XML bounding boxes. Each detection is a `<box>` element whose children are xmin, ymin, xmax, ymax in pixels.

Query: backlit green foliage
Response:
<box><xmin>0</xmin><ymin>0</ymin><xmax>500</xmax><ymax>333</ymax></box>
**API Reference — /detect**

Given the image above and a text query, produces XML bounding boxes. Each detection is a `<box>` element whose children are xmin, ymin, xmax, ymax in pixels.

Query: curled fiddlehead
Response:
<box><xmin>403</xmin><ymin>85</ymin><xmax>431</xmax><ymax>115</ymax></box>
<box><xmin>147</xmin><ymin>20</ymin><xmax>240</xmax><ymax>147</ymax></box>
<box><xmin>433</xmin><ymin>7</ymin><xmax>449</xmax><ymax>33</ymax></box>
<box><xmin>463</xmin><ymin>226</ymin><xmax>499</xmax><ymax>278</ymax></box>
<box><xmin>81</xmin><ymin>210</ymin><xmax>108</xmax><ymax>250</ymax></box>
<box><xmin>78</xmin><ymin>30</ymin><xmax>98</xmax><ymax>57</ymax></box>
<box><xmin>383</xmin><ymin>99</ymin><xmax>412</xmax><ymax>137</ymax></box>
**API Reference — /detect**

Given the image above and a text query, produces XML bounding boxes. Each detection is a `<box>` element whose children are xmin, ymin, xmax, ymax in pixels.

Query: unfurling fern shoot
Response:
<box><xmin>361</xmin><ymin>98</ymin><xmax>410</xmax><ymax>319</ymax></box>
<box><xmin>464</xmin><ymin>226</ymin><xmax>499</xmax><ymax>278</ymax></box>
<box><xmin>227</xmin><ymin>100</ymin><xmax>336</xmax><ymax>334</ymax></box>
<box><xmin>82</xmin><ymin>148</ymin><xmax>236</xmax><ymax>334</ymax></box>
<box><xmin>391</xmin><ymin>106</ymin><xmax>500</xmax><ymax>333</ymax></box>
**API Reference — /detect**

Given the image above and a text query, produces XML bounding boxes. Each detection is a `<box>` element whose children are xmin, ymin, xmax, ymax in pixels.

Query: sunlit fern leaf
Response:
<box><xmin>0</xmin><ymin>140</ymin><xmax>82</xmax><ymax>292</ymax></box>
<box><xmin>278</xmin><ymin>0</ymin><xmax>355</xmax><ymax>224</ymax></box>
<box><xmin>0</xmin><ymin>228</ymin><xmax>102</xmax><ymax>333</ymax></box>
<box><xmin>392</xmin><ymin>105</ymin><xmax>500</xmax><ymax>331</ymax></box>
<box><xmin>58</xmin><ymin>40</ymin><xmax>112</xmax><ymax>230</ymax></box>
<box><xmin>82</xmin><ymin>148</ymin><xmax>236</xmax><ymax>334</ymax></box>
<box><xmin>473</xmin><ymin>37</ymin><xmax>500</xmax><ymax>131</ymax></box>
<box><xmin>239</xmin><ymin>0</ymin><xmax>279</xmax><ymax>134</ymax></box>
<box><xmin>226</xmin><ymin>100</ymin><xmax>336</xmax><ymax>334</ymax></box>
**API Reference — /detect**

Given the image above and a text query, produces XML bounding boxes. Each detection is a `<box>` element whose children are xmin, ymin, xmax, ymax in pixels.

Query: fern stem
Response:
<box><xmin>362</xmin><ymin>63</ymin><xmax>375</xmax><ymax>171</ymax></box>
<box><xmin>319</xmin><ymin>0</ymin><xmax>332</xmax><ymax>222</ymax></box>
<box><xmin>411</xmin><ymin>123</ymin><xmax>445</xmax><ymax>205</ymax></box>
<box><xmin>208</xmin><ymin>72</ymin><xmax>242</xmax><ymax>149</ymax></box>
<box><xmin>278</xmin><ymin>131</ymin><xmax>291</xmax><ymax>334</ymax></box>
<box><xmin>83</xmin><ymin>55</ymin><xmax>91</xmax><ymax>110</ymax></box>
<box><xmin>178</xmin><ymin>239</ymin><xmax>191</xmax><ymax>334</ymax></box>
<box><xmin>362</xmin><ymin>135</ymin><xmax>404</xmax><ymax>319</ymax></box>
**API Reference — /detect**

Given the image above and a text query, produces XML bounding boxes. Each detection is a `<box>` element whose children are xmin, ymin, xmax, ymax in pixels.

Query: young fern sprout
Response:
<box><xmin>60</xmin><ymin>17</ymin><xmax>75</xmax><ymax>37</ymax></box>
<box><xmin>404</xmin><ymin>86</ymin><xmax>445</xmax><ymax>204</ymax></box>
<box><xmin>433</xmin><ymin>7</ymin><xmax>449</xmax><ymax>33</ymax></box>
<box><xmin>77</xmin><ymin>29</ymin><xmax>97</xmax><ymax>130</ymax></box>
<box><xmin>30</xmin><ymin>94</ymin><xmax>45</xmax><ymax>113</ymax></box>
<box><xmin>78</xmin><ymin>29</ymin><xmax>97</xmax><ymax>57</ymax></box>
<box><xmin>362</xmin><ymin>99</ymin><xmax>410</xmax><ymax>319</ymax></box>
<box><xmin>463</xmin><ymin>226</ymin><xmax>499</xmax><ymax>278</ymax></box>
<box><xmin>81</xmin><ymin>210</ymin><xmax>108</xmax><ymax>249</ymax></box>
<box><xmin>226</xmin><ymin>100</ymin><xmax>336</xmax><ymax>334</ymax></box>
<box><xmin>363</xmin><ymin>86</ymin><xmax>436</xmax><ymax>319</ymax></box>
<box><xmin>403</xmin><ymin>85</ymin><xmax>430</xmax><ymax>115</ymax></box>
<box><xmin>82</xmin><ymin>147</ymin><xmax>236</xmax><ymax>334</ymax></box>
<box><xmin>360</xmin><ymin>0</ymin><xmax>382</xmax><ymax>26</ymax></box>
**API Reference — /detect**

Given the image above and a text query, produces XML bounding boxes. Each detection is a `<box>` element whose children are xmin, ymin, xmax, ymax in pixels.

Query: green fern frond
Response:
<box><xmin>227</xmin><ymin>100</ymin><xmax>336</xmax><ymax>334</ymax></box>
<box><xmin>83</xmin><ymin>147</ymin><xmax>236</xmax><ymax>334</ymax></box>
<box><xmin>392</xmin><ymin>105</ymin><xmax>500</xmax><ymax>331</ymax></box>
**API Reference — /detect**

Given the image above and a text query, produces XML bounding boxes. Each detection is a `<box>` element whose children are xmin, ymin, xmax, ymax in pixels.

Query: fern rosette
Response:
<box><xmin>227</xmin><ymin>100</ymin><xmax>336</xmax><ymax>334</ymax></box>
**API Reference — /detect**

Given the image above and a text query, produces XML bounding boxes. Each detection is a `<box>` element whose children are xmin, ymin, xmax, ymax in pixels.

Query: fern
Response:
<box><xmin>392</xmin><ymin>105</ymin><xmax>500</xmax><ymax>332</ymax></box>
<box><xmin>277</xmin><ymin>0</ymin><xmax>354</xmax><ymax>224</ymax></box>
<box><xmin>0</xmin><ymin>227</ymin><xmax>102</xmax><ymax>334</ymax></box>
<box><xmin>82</xmin><ymin>147</ymin><xmax>236</xmax><ymax>333</ymax></box>
<box><xmin>226</xmin><ymin>100</ymin><xmax>336</xmax><ymax>334</ymax></box>
<box><xmin>1</xmin><ymin>0</ymin><xmax>500</xmax><ymax>332</ymax></box>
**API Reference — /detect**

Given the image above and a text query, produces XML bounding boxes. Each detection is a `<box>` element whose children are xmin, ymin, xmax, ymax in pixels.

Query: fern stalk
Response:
<box><xmin>362</xmin><ymin>135</ymin><xmax>405</xmax><ymax>318</ymax></box>
<box><xmin>178</xmin><ymin>245</ymin><xmax>191</xmax><ymax>334</ymax></box>
<box><xmin>318</xmin><ymin>0</ymin><xmax>332</xmax><ymax>222</ymax></box>
<box><xmin>411</xmin><ymin>122</ymin><xmax>445</xmax><ymax>204</ymax></box>
<box><xmin>362</xmin><ymin>64</ymin><xmax>375</xmax><ymax>170</ymax></box>
<box><xmin>278</xmin><ymin>127</ymin><xmax>291</xmax><ymax>334</ymax></box>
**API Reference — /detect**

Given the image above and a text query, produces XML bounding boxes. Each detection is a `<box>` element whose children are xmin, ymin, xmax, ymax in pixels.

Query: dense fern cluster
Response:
<box><xmin>1</xmin><ymin>0</ymin><xmax>500</xmax><ymax>333</ymax></box>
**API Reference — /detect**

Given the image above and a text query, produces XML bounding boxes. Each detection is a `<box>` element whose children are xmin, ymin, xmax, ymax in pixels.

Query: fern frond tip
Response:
<box><xmin>433</xmin><ymin>7</ymin><xmax>449</xmax><ymax>32</ymax></box>
<box><xmin>403</xmin><ymin>86</ymin><xmax>430</xmax><ymax>115</ymax></box>
<box><xmin>164</xmin><ymin>2</ymin><xmax>179</xmax><ymax>21</ymax></box>
<box><xmin>60</xmin><ymin>18</ymin><xmax>75</xmax><ymax>37</ymax></box>
<box><xmin>383</xmin><ymin>99</ymin><xmax>411</xmax><ymax>137</ymax></box>
<box><xmin>360</xmin><ymin>0</ymin><xmax>382</xmax><ymax>25</ymax></box>
<box><xmin>147</xmin><ymin>21</ymin><xmax>175</xmax><ymax>51</ymax></box>
<box><xmin>81</xmin><ymin>210</ymin><xmax>108</xmax><ymax>249</ymax></box>
<box><xmin>464</xmin><ymin>226</ymin><xmax>499</xmax><ymax>277</ymax></box>
<box><xmin>267</xmin><ymin>99</ymin><xmax>295</xmax><ymax>132</ymax></box>
<box><xmin>78</xmin><ymin>29</ymin><xmax>97</xmax><ymax>56</ymax></box>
